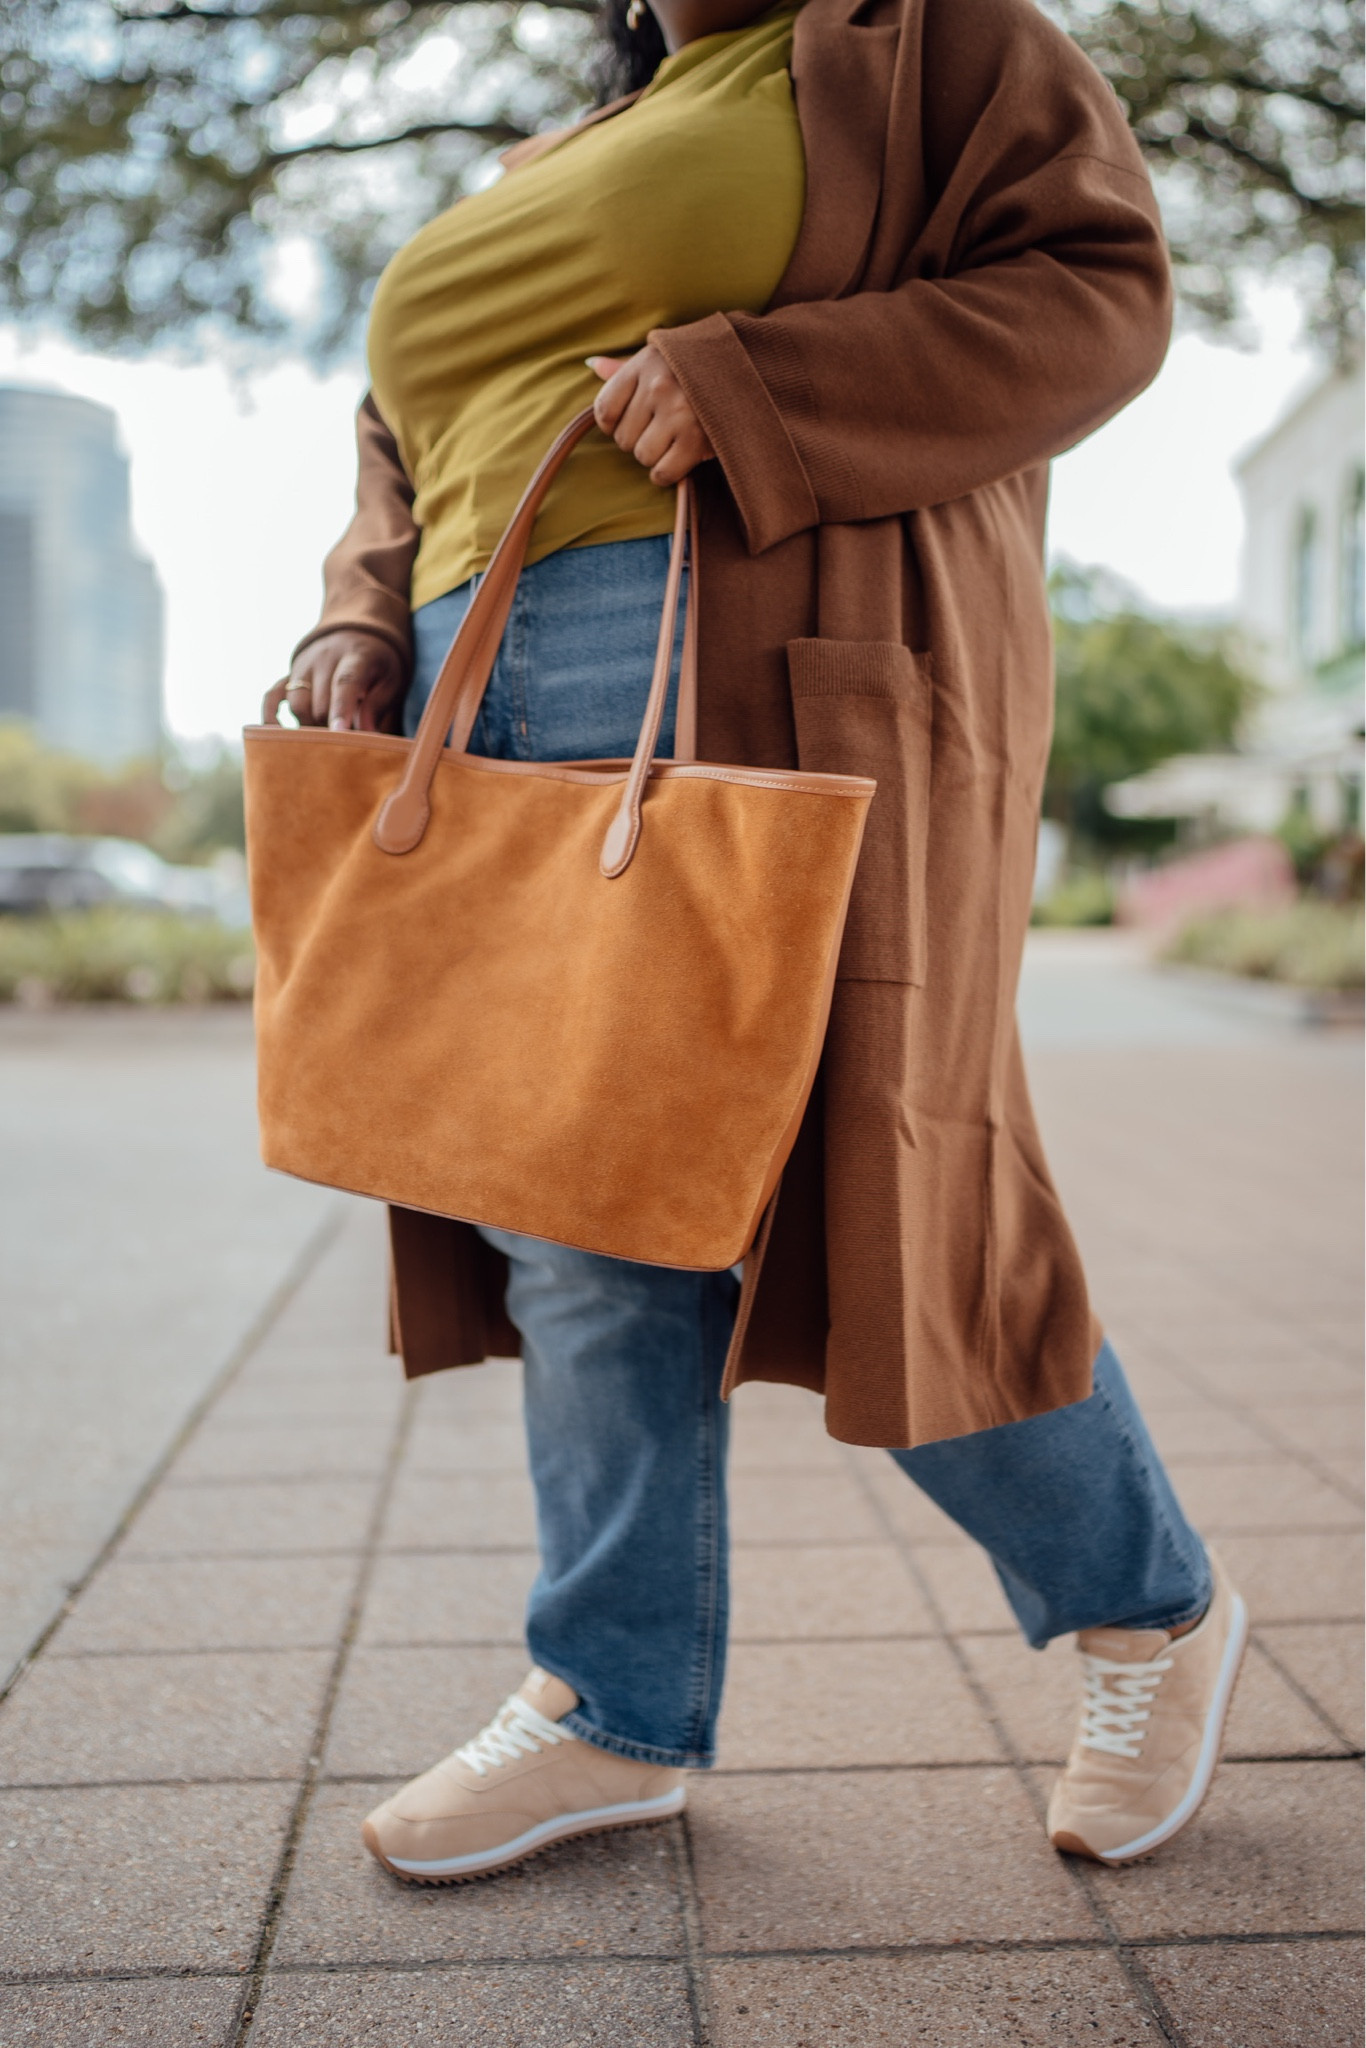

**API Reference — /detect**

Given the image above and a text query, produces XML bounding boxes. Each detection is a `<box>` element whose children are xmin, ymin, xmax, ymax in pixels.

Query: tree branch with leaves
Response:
<box><xmin>1</xmin><ymin>0</ymin><xmax>1361</xmax><ymax>358</ymax></box>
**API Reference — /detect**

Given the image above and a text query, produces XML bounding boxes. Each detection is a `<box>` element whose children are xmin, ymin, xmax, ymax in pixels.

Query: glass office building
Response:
<box><xmin>0</xmin><ymin>385</ymin><xmax>163</xmax><ymax>765</ymax></box>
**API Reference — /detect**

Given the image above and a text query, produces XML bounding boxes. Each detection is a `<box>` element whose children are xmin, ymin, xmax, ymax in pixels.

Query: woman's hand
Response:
<box><xmin>589</xmin><ymin>347</ymin><xmax>714</xmax><ymax>487</ymax></box>
<box><xmin>262</xmin><ymin>630</ymin><xmax>407</xmax><ymax>731</ymax></box>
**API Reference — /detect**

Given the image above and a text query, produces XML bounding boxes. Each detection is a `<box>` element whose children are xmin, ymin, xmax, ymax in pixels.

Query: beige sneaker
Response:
<box><xmin>362</xmin><ymin>1667</ymin><xmax>685</xmax><ymax>1883</ymax></box>
<box><xmin>1047</xmin><ymin>1552</ymin><xmax>1247</xmax><ymax>1865</ymax></box>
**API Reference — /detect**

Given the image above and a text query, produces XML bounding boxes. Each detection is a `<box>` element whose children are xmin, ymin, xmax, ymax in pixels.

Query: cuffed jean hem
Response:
<box><xmin>890</xmin><ymin>1340</ymin><xmax>1213</xmax><ymax>1649</ymax></box>
<box><xmin>556</xmin><ymin>1706</ymin><xmax>714</xmax><ymax>1771</ymax></box>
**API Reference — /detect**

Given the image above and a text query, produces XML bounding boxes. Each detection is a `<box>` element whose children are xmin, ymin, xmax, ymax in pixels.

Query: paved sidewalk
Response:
<box><xmin>0</xmin><ymin>983</ymin><xmax>1360</xmax><ymax>2043</ymax></box>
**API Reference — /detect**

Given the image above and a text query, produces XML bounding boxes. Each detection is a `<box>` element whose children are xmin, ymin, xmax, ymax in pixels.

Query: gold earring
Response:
<box><xmin>626</xmin><ymin>0</ymin><xmax>645</xmax><ymax>27</ymax></box>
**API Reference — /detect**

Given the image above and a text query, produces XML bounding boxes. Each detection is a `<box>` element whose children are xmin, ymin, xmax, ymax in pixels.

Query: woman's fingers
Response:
<box><xmin>261</xmin><ymin>676</ymin><xmax>291</xmax><ymax>723</ymax></box>
<box><xmin>630</xmin><ymin>413</ymin><xmax>675</xmax><ymax>474</ymax></box>
<box><xmin>649</xmin><ymin>438</ymin><xmax>693</xmax><ymax>488</ymax></box>
<box><xmin>589</xmin><ymin>355</ymin><xmax>637</xmax><ymax>435</ymax></box>
<box><xmin>270</xmin><ymin>633</ymin><xmax>404</xmax><ymax>732</ymax></box>
<box><xmin>588</xmin><ymin>344</ymin><xmax>712</xmax><ymax>483</ymax></box>
<box><xmin>327</xmin><ymin>649</ymin><xmax>379</xmax><ymax>731</ymax></box>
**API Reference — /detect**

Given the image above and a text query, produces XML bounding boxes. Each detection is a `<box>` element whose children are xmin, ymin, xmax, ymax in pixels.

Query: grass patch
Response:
<box><xmin>0</xmin><ymin>910</ymin><xmax>255</xmax><ymax>1005</ymax></box>
<box><xmin>1161</xmin><ymin>902</ymin><xmax>1364</xmax><ymax>991</ymax></box>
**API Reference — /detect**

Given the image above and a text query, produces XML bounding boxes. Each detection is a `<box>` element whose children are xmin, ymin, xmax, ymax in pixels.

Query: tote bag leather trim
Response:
<box><xmin>250</xmin><ymin>723</ymin><xmax>872</xmax><ymax>803</ymax></box>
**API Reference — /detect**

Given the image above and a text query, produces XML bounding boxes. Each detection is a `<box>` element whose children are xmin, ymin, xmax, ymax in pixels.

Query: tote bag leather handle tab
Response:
<box><xmin>373</xmin><ymin>407</ymin><xmax>697</xmax><ymax>872</ymax></box>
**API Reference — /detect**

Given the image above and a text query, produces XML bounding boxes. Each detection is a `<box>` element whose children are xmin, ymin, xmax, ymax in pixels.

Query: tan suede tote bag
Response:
<box><xmin>244</xmin><ymin>409</ymin><xmax>873</xmax><ymax>1269</ymax></box>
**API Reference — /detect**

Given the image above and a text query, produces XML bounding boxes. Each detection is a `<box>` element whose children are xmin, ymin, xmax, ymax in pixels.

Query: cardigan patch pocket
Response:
<box><xmin>788</xmin><ymin>638</ymin><xmax>932</xmax><ymax>985</ymax></box>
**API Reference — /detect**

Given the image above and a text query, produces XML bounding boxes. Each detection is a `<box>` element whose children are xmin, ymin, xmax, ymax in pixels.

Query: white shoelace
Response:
<box><xmin>1079</xmin><ymin>1650</ymin><xmax>1174</xmax><ymax>1759</ymax></box>
<box><xmin>452</xmin><ymin>1692</ymin><xmax>568</xmax><ymax>1778</ymax></box>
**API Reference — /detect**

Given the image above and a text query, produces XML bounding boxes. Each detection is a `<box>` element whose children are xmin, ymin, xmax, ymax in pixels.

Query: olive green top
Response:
<box><xmin>367</xmin><ymin>6</ymin><xmax>806</xmax><ymax>608</ymax></box>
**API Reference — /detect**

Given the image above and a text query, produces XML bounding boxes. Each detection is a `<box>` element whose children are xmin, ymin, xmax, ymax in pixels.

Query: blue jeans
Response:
<box><xmin>406</xmin><ymin>533</ymin><xmax>684</xmax><ymax>756</ymax></box>
<box><xmin>409</xmin><ymin>539</ymin><xmax>1212</xmax><ymax>1769</ymax></box>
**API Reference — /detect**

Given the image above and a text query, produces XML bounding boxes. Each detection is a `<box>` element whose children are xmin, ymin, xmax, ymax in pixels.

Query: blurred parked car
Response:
<box><xmin>0</xmin><ymin>836</ymin><xmax>249</xmax><ymax>925</ymax></box>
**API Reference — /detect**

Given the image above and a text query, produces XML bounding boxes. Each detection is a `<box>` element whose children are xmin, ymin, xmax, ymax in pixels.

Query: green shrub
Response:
<box><xmin>0</xmin><ymin>721</ymin><xmax>245</xmax><ymax>860</ymax></box>
<box><xmin>1031</xmin><ymin>871</ymin><xmax>1116</xmax><ymax>927</ymax></box>
<box><xmin>1162</xmin><ymin>903</ymin><xmax>1365</xmax><ymax>990</ymax></box>
<box><xmin>0</xmin><ymin>911</ymin><xmax>255</xmax><ymax>1005</ymax></box>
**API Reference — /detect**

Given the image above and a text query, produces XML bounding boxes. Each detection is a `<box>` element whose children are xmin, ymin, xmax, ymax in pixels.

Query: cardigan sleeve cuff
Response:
<box><xmin>649</xmin><ymin>312</ymin><xmax>820</xmax><ymax>555</ymax></box>
<box><xmin>290</xmin><ymin>615</ymin><xmax>412</xmax><ymax>670</ymax></box>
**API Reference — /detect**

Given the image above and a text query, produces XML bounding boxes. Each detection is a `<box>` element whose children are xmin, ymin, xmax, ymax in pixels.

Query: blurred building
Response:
<box><xmin>0</xmin><ymin>385</ymin><xmax>164</xmax><ymax>766</ymax></box>
<box><xmin>1237</xmin><ymin>366</ymin><xmax>1364</xmax><ymax>694</ymax></box>
<box><xmin>1108</xmin><ymin>363</ymin><xmax>1364</xmax><ymax>840</ymax></box>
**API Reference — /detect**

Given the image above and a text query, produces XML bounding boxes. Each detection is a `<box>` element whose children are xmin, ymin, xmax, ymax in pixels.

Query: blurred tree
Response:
<box><xmin>1046</xmin><ymin>563</ymin><xmax>1260</xmax><ymax>845</ymax></box>
<box><xmin>155</xmin><ymin>742</ymin><xmax>246</xmax><ymax>857</ymax></box>
<box><xmin>0</xmin><ymin>721</ymin><xmax>98</xmax><ymax>832</ymax></box>
<box><xmin>1</xmin><ymin>0</ymin><xmax>1359</xmax><ymax>359</ymax></box>
<box><xmin>0</xmin><ymin>720</ymin><xmax>245</xmax><ymax>857</ymax></box>
<box><xmin>1050</xmin><ymin>0</ymin><xmax>1364</xmax><ymax>358</ymax></box>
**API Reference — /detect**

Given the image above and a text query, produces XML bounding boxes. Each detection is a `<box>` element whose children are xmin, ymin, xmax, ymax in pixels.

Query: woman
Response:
<box><xmin>280</xmin><ymin>0</ymin><xmax>1246</xmax><ymax>1882</ymax></box>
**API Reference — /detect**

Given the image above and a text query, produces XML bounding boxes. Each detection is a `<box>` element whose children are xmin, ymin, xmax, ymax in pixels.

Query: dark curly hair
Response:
<box><xmin>593</xmin><ymin>0</ymin><xmax>669</xmax><ymax>102</ymax></box>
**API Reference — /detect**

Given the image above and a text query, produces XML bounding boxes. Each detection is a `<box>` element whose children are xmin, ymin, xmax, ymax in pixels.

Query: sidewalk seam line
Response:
<box><xmin>6</xmin><ymin>1749</ymin><xmax>1358</xmax><ymax>1796</ymax></box>
<box><xmin>229</xmin><ymin>1382</ymin><xmax>418</xmax><ymax>2042</ymax></box>
<box><xmin>838</xmin><ymin>1444</ymin><xmax>1191</xmax><ymax>2048</ymax></box>
<box><xmin>0</xmin><ymin>1202</ymin><xmax>347</xmax><ymax>1710</ymax></box>
<box><xmin>666</xmin><ymin>1811</ymin><xmax>715</xmax><ymax>2047</ymax></box>
<box><xmin>1245</xmin><ymin>1631</ymin><xmax>1361</xmax><ymax>1755</ymax></box>
<box><xmin>5</xmin><ymin>1927</ymin><xmax>1360</xmax><ymax>1990</ymax></box>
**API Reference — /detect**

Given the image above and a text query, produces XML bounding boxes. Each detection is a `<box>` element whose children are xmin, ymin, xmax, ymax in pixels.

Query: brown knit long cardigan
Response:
<box><xmin>293</xmin><ymin>0</ymin><xmax>1172</xmax><ymax>1448</ymax></box>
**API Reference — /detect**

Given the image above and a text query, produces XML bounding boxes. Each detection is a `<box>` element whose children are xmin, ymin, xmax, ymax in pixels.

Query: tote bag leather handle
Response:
<box><xmin>374</xmin><ymin>407</ymin><xmax>698</xmax><ymax>873</ymax></box>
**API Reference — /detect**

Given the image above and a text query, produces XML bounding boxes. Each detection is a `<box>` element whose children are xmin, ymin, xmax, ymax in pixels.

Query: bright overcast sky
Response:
<box><xmin>0</xmin><ymin>284</ymin><xmax>1316</xmax><ymax>746</ymax></box>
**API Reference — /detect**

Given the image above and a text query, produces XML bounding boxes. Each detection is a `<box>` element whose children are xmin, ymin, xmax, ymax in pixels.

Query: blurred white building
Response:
<box><xmin>1238</xmin><ymin>367</ymin><xmax>1364</xmax><ymax>692</ymax></box>
<box><xmin>1108</xmin><ymin>363</ymin><xmax>1364</xmax><ymax>838</ymax></box>
<box><xmin>0</xmin><ymin>385</ymin><xmax>164</xmax><ymax>766</ymax></box>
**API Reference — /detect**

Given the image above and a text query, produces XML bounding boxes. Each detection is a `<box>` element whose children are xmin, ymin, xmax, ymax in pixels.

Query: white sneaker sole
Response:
<box><xmin>1086</xmin><ymin>1590</ymin><xmax>1249</xmax><ymax>1866</ymax></box>
<box><xmin>363</xmin><ymin>1783</ymin><xmax>686</xmax><ymax>1884</ymax></box>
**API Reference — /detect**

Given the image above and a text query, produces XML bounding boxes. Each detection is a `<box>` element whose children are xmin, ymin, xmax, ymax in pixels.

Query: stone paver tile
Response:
<box><xmin>913</xmin><ymin>1546</ymin><xmax>1016</xmax><ymax>1632</ymax></box>
<box><xmin>1074</xmin><ymin>1762</ymin><xmax>1365</xmax><ymax>1938</ymax></box>
<box><xmin>173</xmin><ymin>1423</ymin><xmax>394</xmax><ymax>1483</ymax></box>
<box><xmin>357</xmin><ymin>1551</ymin><xmax>536</xmax><ymax>1647</ymax></box>
<box><xmin>124</xmin><ymin>1479</ymin><xmax>378</xmax><ymax>1558</ymax></box>
<box><xmin>235</xmin><ymin>1345</ymin><xmax>392</xmax><ymax>1385</ymax></box>
<box><xmin>729</xmin><ymin>1429</ymin><xmax>849</xmax><ymax>1475</ymax></box>
<box><xmin>1297</xmin><ymin>1315</ymin><xmax>1366</xmax><ymax>1362</ymax></box>
<box><xmin>1171</xmin><ymin>1461</ymin><xmax>1359</xmax><ymax>1531</ymax></box>
<box><xmin>412</xmin><ymin>1362</ymin><xmax>524</xmax><ymax>1424</ymax></box>
<box><xmin>690</xmin><ymin>1768</ymin><xmax>1091</xmax><ymax>1948</ymax></box>
<box><xmin>728</xmin><ymin>1387</ymin><xmax>846</xmax><ymax>1471</ymax></box>
<box><xmin>402</xmin><ymin>1420</ymin><xmax>529</xmax><ymax>1476</ymax></box>
<box><xmin>1214</xmin><ymin>1534</ymin><xmax>1363</xmax><ymax>1623</ymax></box>
<box><xmin>841</xmin><ymin>1452</ymin><xmax>972</xmax><ymax>1546</ymax></box>
<box><xmin>709</xmin><ymin>1950</ymin><xmax>1153</xmax><ymax>2047</ymax></box>
<box><xmin>0</xmin><ymin>1650</ymin><xmax>331</xmax><ymax>1784</ymax></box>
<box><xmin>272</xmin><ymin>1779</ymin><xmax>683</xmax><ymax>1965</ymax></box>
<box><xmin>1251</xmin><ymin>1401</ymin><xmax>1364</xmax><ymax>1460</ymax></box>
<box><xmin>1320</xmin><ymin>1456</ymin><xmax>1365</xmax><ymax>1501</ymax></box>
<box><xmin>1104</xmin><ymin>1357</ymin><xmax>1214</xmax><ymax>1409</ymax></box>
<box><xmin>51</xmin><ymin>1556</ymin><xmax>356</xmax><ymax>1656</ymax></box>
<box><xmin>1145</xmin><ymin>1405</ymin><xmax>1284</xmax><ymax>1463</ymax></box>
<box><xmin>379</xmin><ymin>1472</ymin><xmax>537</xmax><ymax>1550</ymax></box>
<box><xmin>0</xmin><ymin>1782</ymin><xmax>293</xmax><ymax>1971</ymax></box>
<box><xmin>1256</xmin><ymin>1625</ymin><xmax>1365</xmax><ymax>1748</ymax></box>
<box><xmin>250</xmin><ymin>1962</ymin><xmax>694</xmax><ymax>2045</ymax></box>
<box><xmin>1182</xmin><ymin>1356</ymin><xmax>1361</xmax><ymax>1408</ymax></box>
<box><xmin>323</xmin><ymin>1645</ymin><xmax>528</xmax><ymax>1778</ymax></box>
<box><xmin>0</xmin><ymin>1978</ymin><xmax>242</xmax><ymax>2045</ymax></box>
<box><xmin>1138</xmin><ymin>1936</ymin><xmax>1364</xmax><ymax>2047</ymax></box>
<box><xmin>211</xmin><ymin>1373</ymin><xmax>404</xmax><ymax>1427</ymax></box>
<box><xmin>728</xmin><ymin>1467</ymin><xmax>883</xmax><ymax>1546</ymax></box>
<box><xmin>960</xmin><ymin>1633</ymin><xmax>1347</xmax><ymax>1766</ymax></box>
<box><xmin>1141</xmin><ymin>1325</ymin><xmax>1346</xmax><ymax>1369</ymax></box>
<box><xmin>717</xmin><ymin>1639</ymin><xmax>1002</xmax><ymax>1769</ymax></box>
<box><xmin>729</xmin><ymin>1545</ymin><xmax>933</xmax><ymax>1642</ymax></box>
